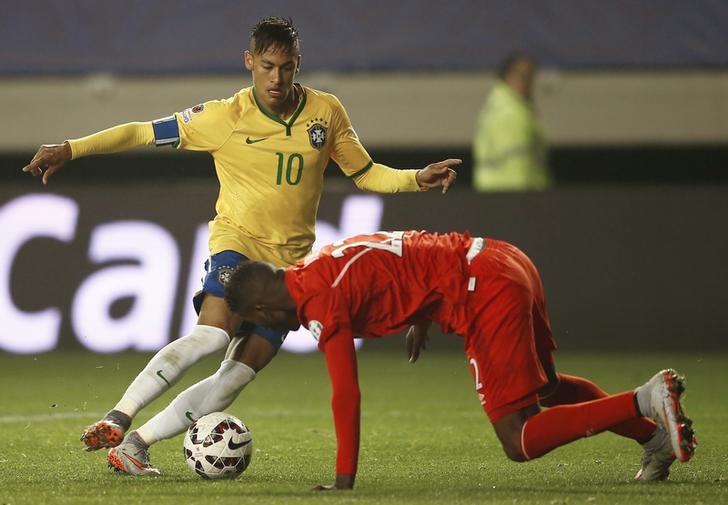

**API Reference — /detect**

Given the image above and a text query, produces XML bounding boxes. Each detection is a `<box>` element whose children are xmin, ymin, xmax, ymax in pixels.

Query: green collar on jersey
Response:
<box><xmin>252</xmin><ymin>84</ymin><xmax>307</xmax><ymax>136</ymax></box>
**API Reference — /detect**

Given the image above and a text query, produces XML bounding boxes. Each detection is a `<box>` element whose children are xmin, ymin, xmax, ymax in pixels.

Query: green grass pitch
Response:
<box><xmin>0</xmin><ymin>349</ymin><xmax>725</xmax><ymax>505</ymax></box>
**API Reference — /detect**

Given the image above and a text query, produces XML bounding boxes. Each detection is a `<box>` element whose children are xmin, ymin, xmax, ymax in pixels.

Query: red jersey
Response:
<box><xmin>283</xmin><ymin>230</ymin><xmax>477</xmax><ymax>476</ymax></box>
<box><xmin>285</xmin><ymin>230</ymin><xmax>476</xmax><ymax>343</ymax></box>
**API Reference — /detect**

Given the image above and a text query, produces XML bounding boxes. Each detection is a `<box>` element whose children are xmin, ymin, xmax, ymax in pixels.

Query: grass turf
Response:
<box><xmin>0</xmin><ymin>349</ymin><xmax>725</xmax><ymax>505</ymax></box>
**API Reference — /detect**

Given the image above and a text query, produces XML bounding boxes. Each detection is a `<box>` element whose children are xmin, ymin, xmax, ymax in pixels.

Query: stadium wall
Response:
<box><xmin>3</xmin><ymin>71</ymin><xmax>728</xmax><ymax>152</ymax></box>
<box><xmin>1</xmin><ymin>182</ymin><xmax>725</xmax><ymax>354</ymax></box>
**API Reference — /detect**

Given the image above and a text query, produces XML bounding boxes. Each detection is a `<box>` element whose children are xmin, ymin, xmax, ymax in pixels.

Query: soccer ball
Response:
<box><xmin>182</xmin><ymin>412</ymin><xmax>253</xmax><ymax>479</ymax></box>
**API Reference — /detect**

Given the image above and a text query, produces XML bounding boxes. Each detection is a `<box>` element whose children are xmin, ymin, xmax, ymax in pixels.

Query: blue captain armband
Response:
<box><xmin>152</xmin><ymin>115</ymin><xmax>180</xmax><ymax>147</ymax></box>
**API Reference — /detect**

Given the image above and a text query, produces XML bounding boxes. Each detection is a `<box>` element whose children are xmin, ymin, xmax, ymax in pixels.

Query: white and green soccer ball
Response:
<box><xmin>183</xmin><ymin>412</ymin><xmax>253</xmax><ymax>479</ymax></box>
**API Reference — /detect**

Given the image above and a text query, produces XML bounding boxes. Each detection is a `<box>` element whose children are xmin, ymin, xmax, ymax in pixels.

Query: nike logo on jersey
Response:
<box><xmin>228</xmin><ymin>437</ymin><xmax>252</xmax><ymax>450</ymax></box>
<box><xmin>246</xmin><ymin>136</ymin><xmax>268</xmax><ymax>144</ymax></box>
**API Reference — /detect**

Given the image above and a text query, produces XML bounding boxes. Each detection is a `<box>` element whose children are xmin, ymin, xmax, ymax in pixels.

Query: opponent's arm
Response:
<box><xmin>314</xmin><ymin>330</ymin><xmax>360</xmax><ymax>491</ymax></box>
<box><xmin>22</xmin><ymin>122</ymin><xmax>155</xmax><ymax>185</ymax></box>
<box><xmin>405</xmin><ymin>321</ymin><xmax>432</xmax><ymax>363</ymax></box>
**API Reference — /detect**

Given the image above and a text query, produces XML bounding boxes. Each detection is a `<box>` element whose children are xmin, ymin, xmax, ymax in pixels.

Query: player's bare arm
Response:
<box><xmin>415</xmin><ymin>158</ymin><xmax>461</xmax><ymax>193</ymax></box>
<box><xmin>22</xmin><ymin>141</ymin><xmax>72</xmax><ymax>185</ymax></box>
<box><xmin>405</xmin><ymin>321</ymin><xmax>431</xmax><ymax>363</ymax></box>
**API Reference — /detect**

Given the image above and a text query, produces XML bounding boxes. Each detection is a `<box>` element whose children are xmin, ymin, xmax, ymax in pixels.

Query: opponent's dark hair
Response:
<box><xmin>250</xmin><ymin>16</ymin><xmax>300</xmax><ymax>55</ymax></box>
<box><xmin>224</xmin><ymin>260</ymin><xmax>280</xmax><ymax>315</ymax></box>
<box><xmin>496</xmin><ymin>51</ymin><xmax>535</xmax><ymax>80</ymax></box>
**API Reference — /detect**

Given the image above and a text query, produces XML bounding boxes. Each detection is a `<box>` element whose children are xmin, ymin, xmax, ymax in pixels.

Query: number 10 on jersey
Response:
<box><xmin>275</xmin><ymin>152</ymin><xmax>304</xmax><ymax>185</ymax></box>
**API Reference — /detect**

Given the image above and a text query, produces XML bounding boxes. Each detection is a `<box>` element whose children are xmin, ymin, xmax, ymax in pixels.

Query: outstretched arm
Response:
<box><xmin>350</xmin><ymin>159</ymin><xmax>460</xmax><ymax>194</ymax></box>
<box><xmin>22</xmin><ymin>122</ymin><xmax>155</xmax><ymax>185</ymax></box>
<box><xmin>315</xmin><ymin>330</ymin><xmax>360</xmax><ymax>491</ymax></box>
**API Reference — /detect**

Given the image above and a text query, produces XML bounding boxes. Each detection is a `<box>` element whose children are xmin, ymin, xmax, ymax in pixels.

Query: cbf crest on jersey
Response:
<box><xmin>306</xmin><ymin>118</ymin><xmax>328</xmax><ymax>149</ymax></box>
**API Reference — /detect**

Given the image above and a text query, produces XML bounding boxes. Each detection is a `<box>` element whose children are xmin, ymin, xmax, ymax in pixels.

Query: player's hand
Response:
<box><xmin>406</xmin><ymin>322</ymin><xmax>431</xmax><ymax>363</ymax></box>
<box><xmin>312</xmin><ymin>473</ymin><xmax>355</xmax><ymax>491</ymax></box>
<box><xmin>415</xmin><ymin>158</ymin><xmax>460</xmax><ymax>194</ymax></box>
<box><xmin>22</xmin><ymin>141</ymin><xmax>72</xmax><ymax>185</ymax></box>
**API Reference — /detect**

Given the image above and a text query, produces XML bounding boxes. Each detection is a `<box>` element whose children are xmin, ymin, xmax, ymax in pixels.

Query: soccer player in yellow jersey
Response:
<box><xmin>22</xmin><ymin>17</ymin><xmax>459</xmax><ymax>475</ymax></box>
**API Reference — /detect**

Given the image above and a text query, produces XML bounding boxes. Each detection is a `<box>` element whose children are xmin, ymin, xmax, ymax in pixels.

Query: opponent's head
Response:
<box><xmin>497</xmin><ymin>51</ymin><xmax>536</xmax><ymax>100</ymax></box>
<box><xmin>224</xmin><ymin>261</ymin><xmax>300</xmax><ymax>331</ymax></box>
<box><xmin>244</xmin><ymin>17</ymin><xmax>301</xmax><ymax>114</ymax></box>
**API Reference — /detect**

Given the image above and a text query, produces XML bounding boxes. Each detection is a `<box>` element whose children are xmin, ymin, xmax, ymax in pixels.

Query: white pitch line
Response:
<box><xmin>0</xmin><ymin>411</ymin><xmax>104</xmax><ymax>424</ymax></box>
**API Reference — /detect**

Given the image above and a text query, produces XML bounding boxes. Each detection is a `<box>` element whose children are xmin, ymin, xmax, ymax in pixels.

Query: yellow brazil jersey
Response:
<box><xmin>163</xmin><ymin>85</ymin><xmax>374</xmax><ymax>267</ymax></box>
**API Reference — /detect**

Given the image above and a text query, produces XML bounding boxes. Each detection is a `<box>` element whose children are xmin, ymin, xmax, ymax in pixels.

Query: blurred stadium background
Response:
<box><xmin>1</xmin><ymin>0</ymin><xmax>727</xmax><ymax>357</ymax></box>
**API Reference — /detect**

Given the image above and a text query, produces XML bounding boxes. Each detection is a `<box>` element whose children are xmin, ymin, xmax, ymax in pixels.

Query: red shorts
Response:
<box><xmin>463</xmin><ymin>239</ymin><xmax>557</xmax><ymax>423</ymax></box>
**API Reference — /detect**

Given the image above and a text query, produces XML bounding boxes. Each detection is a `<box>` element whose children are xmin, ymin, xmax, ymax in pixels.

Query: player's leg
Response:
<box><xmin>108</xmin><ymin>333</ymin><xmax>281</xmax><ymax>475</ymax></box>
<box><xmin>466</xmin><ymin>337</ymin><xmax>648</xmax><ymax>463</ymax></box>
<box><xmin>494</xmin><ymin>369</ymin><xmax>696</xmax><ymax>466</ymax></box>
<box><xmin>538</xmin><ymin>371</ymin><xmax>678</xmax><ymax>478</ymax></box>
<box><xmin>108</xmin><ymin>302</ymin><xmax>287</xmax><ymax>475</ymax></box>
<box><xmin>532</xmin><ymin>299</ymin><xmax>658</xmax><ymax>444</ymax></box>
<box><xmin>467</xmin><ymin>243</ymin><xmax>695</xmax><ymax>473</ymax></box>
<box><xmin>513</xmin><ymin>390</ymin><xmax>643</xmax><ymax>460</ymax></box>
<box><xmin>132</xmin><ymin>324</ymin><xmax>283</xmax><ymax>447</ymax></box>
<box><xmin>105</xmin><ymin>294</ymin><xmax>239</xmax><ymax>474</ymax></box>
<box><xmin>82</xmin><ymin>251</ymin><xmax>242</xmax><ymax>451</ymax></box>
<box><xmin>524</xmin><ymin>254</ymin><xmax>680</xmax><ymax>480</ymax></box>
<box><xmin>523</xmin><ymin>246</ymin><xmax>680</xmax><ymax>479</ymax></box>
<box><xmin>540</xmin><ymin>373</ymin><xmax>654</xmax><ymax>439</ymax></box>
<box><xmin>524</xmin><ymin>242</ymin><xmax>656</xmax><ymax>444</ymax></box>
<box><xmin>534</xmin><ymin>333</ymin><xmax>658</xmax><ymax>444</ymax></box>
<box><xmin>80</xmin><ymin>321</ymin><xmax>231</xmax><ymax>451</ymax></box>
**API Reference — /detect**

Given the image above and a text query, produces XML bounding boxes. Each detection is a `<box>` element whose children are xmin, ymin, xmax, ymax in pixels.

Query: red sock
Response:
<box><xmin>540</xmin><ymin>374</ymin><xmax>656</xmax><ymax>443</ymax></box>
<box><xmin>521</xmin><ymin>391</ymin><xmax>639</xmax><ymax>459</ymax></box>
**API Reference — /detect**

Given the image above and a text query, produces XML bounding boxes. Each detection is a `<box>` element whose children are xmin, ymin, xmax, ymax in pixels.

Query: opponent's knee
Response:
<box><xmin>493</xmin><ymin>413</ymin><xmax>534</xmax><ymax>463</ymax></box>
<box><xmin>500</xmin><ymin>439</ymin><xmax>529</xmax><ymax>462</ymax></box>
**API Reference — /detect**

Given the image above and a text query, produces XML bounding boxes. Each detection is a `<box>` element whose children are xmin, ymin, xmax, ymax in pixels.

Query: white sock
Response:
<box><xmin>113</xmin><ymin>325</ymin><xmax>230</xmax><ymax>417</ymax></box>
<box><xmin>135</xmin><ymin>359</ymin><xmax>256</xmax><ymax>445</ymax></box>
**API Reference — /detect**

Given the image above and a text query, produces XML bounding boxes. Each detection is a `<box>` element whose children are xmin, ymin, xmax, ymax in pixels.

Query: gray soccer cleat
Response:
<box><xmin>636</xmin><ymin>368</ymin><xmax>697</xmax><ymax>463</ymax></box>
<box><xmin>635</xmin><ymin>428</ymin><xmax>675</xmax><ymax>481</ymax></box>
<box><xmin>107</xmin><ymin>432</ymin><xmax>161</xmax><ymax>476</ymax></box>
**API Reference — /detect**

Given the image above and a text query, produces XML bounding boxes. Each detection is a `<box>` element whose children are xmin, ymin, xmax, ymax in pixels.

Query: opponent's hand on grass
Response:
<box><xmin>312</xmin><ymin>473</ymin><xmax>355</xmax><ymax>491</ymax></box>
<box><xmin>415</xmin><ymin>159</ymin><xmax>460</xmax><ymax>194</ymax></box>
<box><xmin>406</xmin><ymin>322</ymin><xmax>431</xmax><ymax>363</ymax></box>
<box><xmin>22</xmin><ymin>141</ymin><xmax>72</xmax><ymax>185</ymax></box>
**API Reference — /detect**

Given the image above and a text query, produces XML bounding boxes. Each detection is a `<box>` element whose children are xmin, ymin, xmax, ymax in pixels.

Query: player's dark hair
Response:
<box><xmin>224</xmin><ymin>261</ymin><xmax>280</xmax><ymax>315</ymax></box>
<box><xmin>250</xmin><ymin>16</ymin><xmax>300</xmax><ymax>55</ymax></box>
<box><xmin>496</xmin><ymin>51</ymin><xmax>535</xmax><ymax>80</ymax></box>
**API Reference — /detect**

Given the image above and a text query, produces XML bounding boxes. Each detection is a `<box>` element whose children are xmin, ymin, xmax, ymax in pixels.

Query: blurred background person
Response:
<box><xmin>472</xmin><ymin>51</ymin><xmax>551</xmax><ymax>191</ymax></box>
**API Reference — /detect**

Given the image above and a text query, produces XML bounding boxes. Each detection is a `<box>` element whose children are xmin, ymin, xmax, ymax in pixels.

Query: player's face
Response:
<box><xmin>244</xmin><ymin>46</ymin><xmax>301</xmax><ymax>115</ymax></box>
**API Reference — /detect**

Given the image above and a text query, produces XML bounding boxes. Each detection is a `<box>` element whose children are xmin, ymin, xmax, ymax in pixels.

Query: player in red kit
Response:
<box><xmin>223</xmin><ymin>231</ymin><xmax>696</xmax><ymax>490</ymax></box>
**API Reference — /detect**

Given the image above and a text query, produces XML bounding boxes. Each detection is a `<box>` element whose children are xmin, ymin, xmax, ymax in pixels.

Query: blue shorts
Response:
<box><xmin>192</xmin><ymin>250</ymin><xmax>288</xmax><ymax>350</ymax></box>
